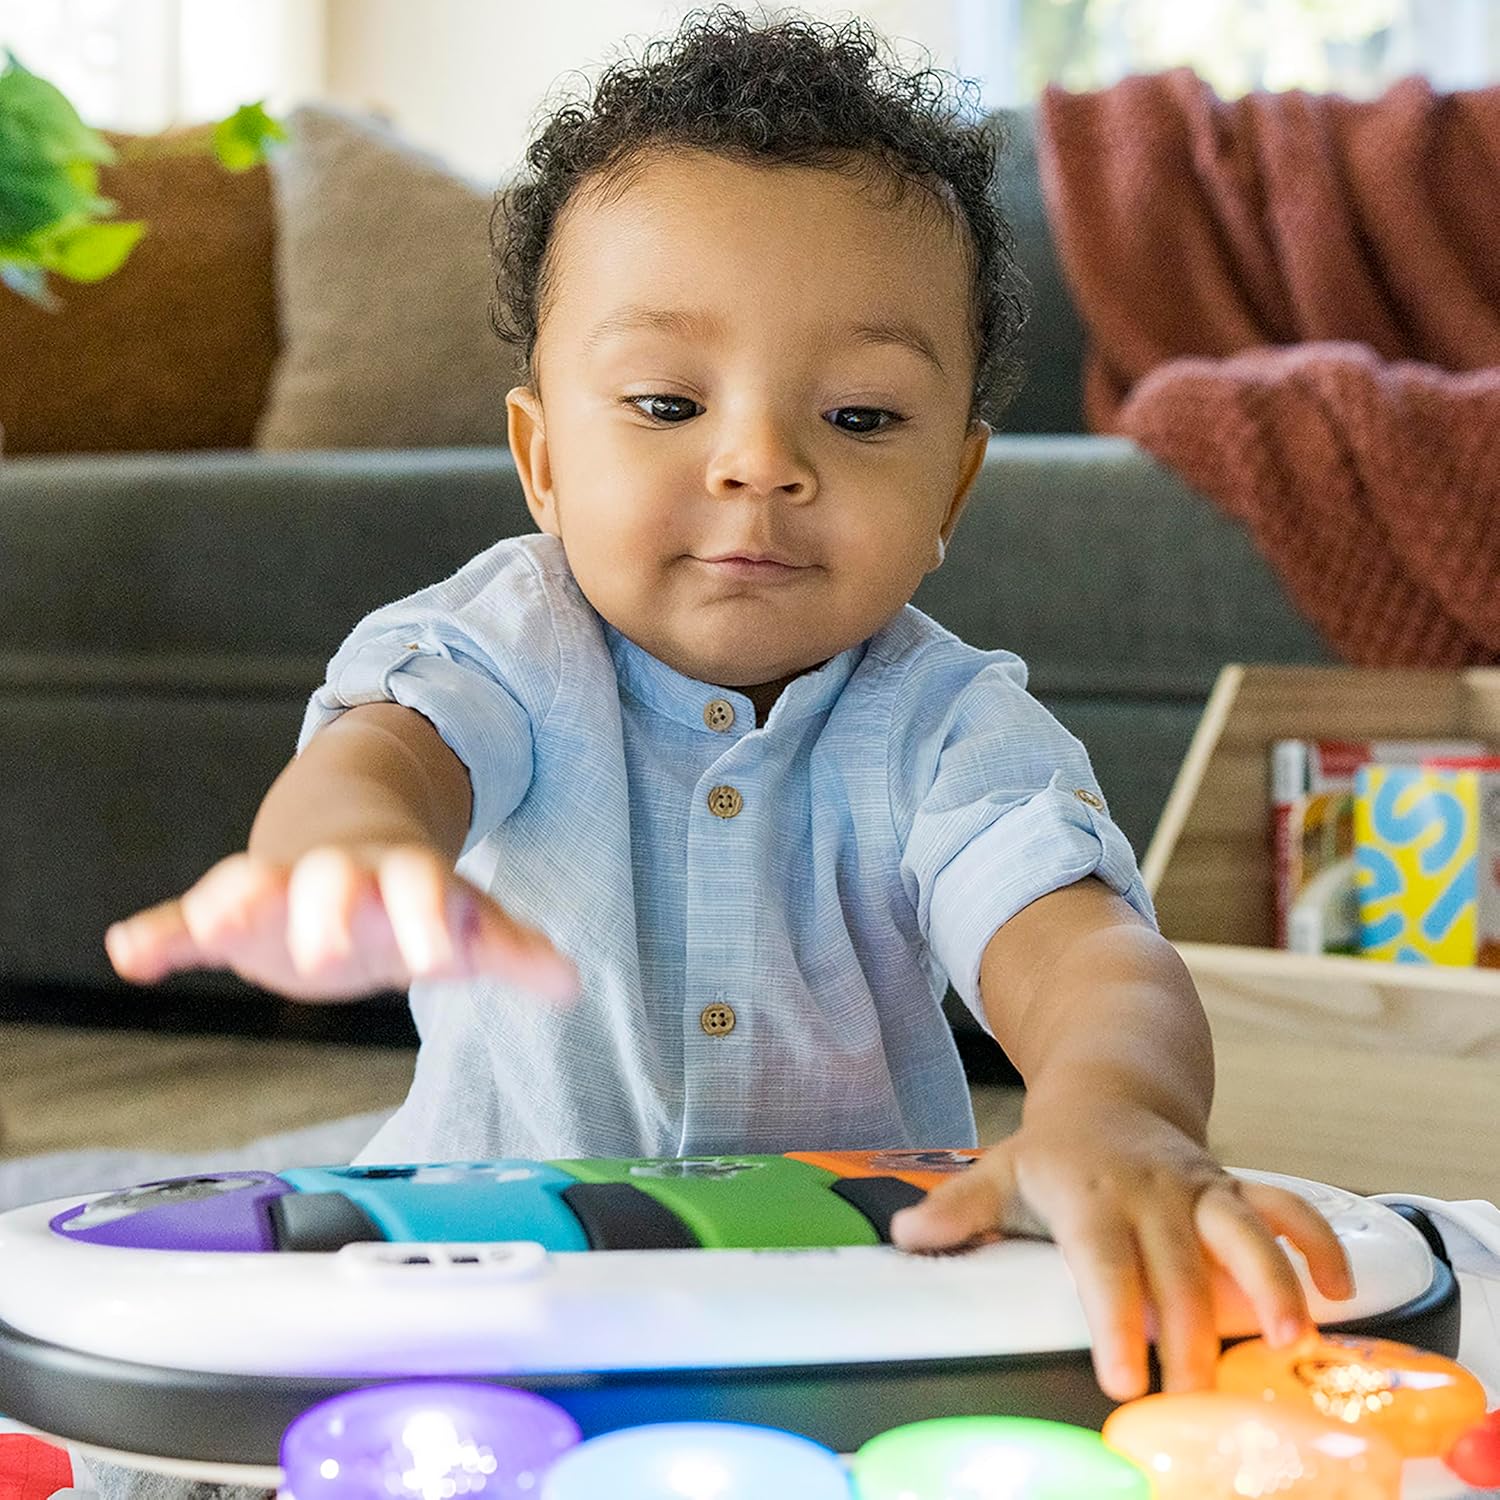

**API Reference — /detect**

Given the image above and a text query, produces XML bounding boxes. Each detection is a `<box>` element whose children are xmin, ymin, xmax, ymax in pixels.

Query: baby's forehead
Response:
<box><xmin>570</xmin><ymin>146</ymin><xmax>957</xmax><ymax>242</ymax></box>
<box><xmin>546</xmin><ymin>150</ymin><xmax>972</xmax><ymax>351</ymax></box>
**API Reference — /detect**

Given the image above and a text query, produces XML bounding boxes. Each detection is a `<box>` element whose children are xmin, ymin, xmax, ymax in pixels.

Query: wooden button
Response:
<box><xmin>1074</xmin><ymin>788</ymin><xmax>1105</xmax><ymax>810</ymax></box>
<box><xmin>703</xmin><ymin>698</ymin><xmax>735</xmax><ymax>732</ymax></box>
<box><xmin>707</xmin><ymin>785</ymin><xmax>743</xmax><ymax>818</ymax></box>
<box><xmin>700</xmin><ymin>1002</ymin><xmax>736</xmax><ymax>1036</ymax></box>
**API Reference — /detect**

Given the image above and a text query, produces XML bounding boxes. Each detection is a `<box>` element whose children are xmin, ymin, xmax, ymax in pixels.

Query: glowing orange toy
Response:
<box><xmin>1103</xmin><ymin>1391</ymin><xmax>1402</xmax><ymax>1499</ymax></box>
<box><xmin>1216</xmin><ymin>1333</ymin><xmax>1487</xmax><ymax>1458</ymax></box>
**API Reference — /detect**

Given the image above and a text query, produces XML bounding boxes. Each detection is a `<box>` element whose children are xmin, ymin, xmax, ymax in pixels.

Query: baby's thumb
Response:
<box><xmin>889</xmin><ymin>1146</ymin><xmax>1016</xmax><ymax>1252</ymax></box>
<box><xmin>460</xmin><ymin>893</ymin><xmax>579</xmax><ymax>1003</ymax></box>
<box><xmin>106</xmin><ymin>900</ymin><xmax>208</xmax><ymax>983</ymax></box>
<box><xmin>497</xmin><ymin>930</ymin><xmax>581</xmax><ymax>1003</ymax></box>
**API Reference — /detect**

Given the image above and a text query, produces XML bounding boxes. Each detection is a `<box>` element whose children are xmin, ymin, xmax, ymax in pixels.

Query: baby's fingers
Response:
<box><xmin>1048</xmin><ymin>1205</ymin><xmax>1150</xmax><ymax>1402</ymax></box>
<box><xmin>107</xmin><ymin>853</ymin><xmax>270</xmax><ymax>981</ymax></box>
<box><xmin>1193</xmin><ymin>1181</ymin><xmax>1341</xmax><ymax>1353</ymax></box>
<box><xmin>455</xmin><ymin>885</ymin><xmax>580</xmax><ymax>1003</ymax></box>
<box><xmin>286</xmin><ymin>848</ymin><xmax>373</xmax><ymax>977</ymax></box>
<box><xmin>1137</xmin><ymin>1199</ymin><xmax>1220</xmax><ymax>1392</ymax></box>
<box><xmin>106</xmin><ymin>897</ymin><xmax>207</xmax><ymax>982</ymax></box>
<box><xmin>889</xmin><ymin>1151</ymin><xmax>1010</xmax><ymax>1251</ymax></box>
<box><xmin>374</xmin><ymin>851</ymin><xmax>578</xmax><ymax>1003</ymax></box>
<box><xmin>1239</xmin><ymin>1182</ymin><xmax>1355</xmax><ymax>1303</ymax></box>
<box><xmin>359</xmin><ymin>847</ymin><xmax>459</xmax><ymax>977</ymax></box>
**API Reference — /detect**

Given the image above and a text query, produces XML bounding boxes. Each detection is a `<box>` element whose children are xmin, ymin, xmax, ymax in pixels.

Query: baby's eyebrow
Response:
<box><xmin>581</xmin><ymin>304</ymin><xmax>947</xmax><ymax>377</ymax></box>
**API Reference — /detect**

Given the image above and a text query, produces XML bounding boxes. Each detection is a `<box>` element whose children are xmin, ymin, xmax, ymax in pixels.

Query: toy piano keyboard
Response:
<box><xmin>0</xmin><ymin>1149</ymin><xmax>1460</xmax><ymax>1472</ymax></box>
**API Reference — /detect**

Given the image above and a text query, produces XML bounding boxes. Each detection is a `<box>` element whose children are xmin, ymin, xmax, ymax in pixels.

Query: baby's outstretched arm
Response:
<box><xmin>890</xmin><ymin>877</ymin><xmax>1353</xmax><ymax>1400</ymax></box>
<box><xmin>105</xmin><ymin>702</ymin><xmax>578</xmax><ymax>1004</ymax></box>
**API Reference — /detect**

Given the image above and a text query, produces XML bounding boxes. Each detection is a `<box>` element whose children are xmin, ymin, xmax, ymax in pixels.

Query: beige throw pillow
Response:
<box><xmin>256</xmin><ymin>104</ymin><xmax>524</xmax><ymax>451</ymax></box>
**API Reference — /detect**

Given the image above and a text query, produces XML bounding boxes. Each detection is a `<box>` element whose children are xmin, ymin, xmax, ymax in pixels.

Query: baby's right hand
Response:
<box><xmin>105</xmin><ymin>845</ymin><xmax>580</xmax><ymax>1004</ymax></box>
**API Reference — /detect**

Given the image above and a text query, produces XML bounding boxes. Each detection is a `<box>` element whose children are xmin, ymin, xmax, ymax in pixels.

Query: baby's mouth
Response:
<box><xmin>693</xmin><ymin>555</ymin><xmax>810</xmax><ymax>582</ymax></box>
<box><xmin>699</xmin><ymin>545</ymin><xmax>806</xmax><ymax>565</ymax></box>
<box><xmin>695</xmin><ymin>544</ymin><xmax>813</xmax><ymax>575</ymax></box>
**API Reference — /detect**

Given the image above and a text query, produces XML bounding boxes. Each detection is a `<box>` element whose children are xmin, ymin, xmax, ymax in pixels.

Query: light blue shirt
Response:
<box><xmin>298</xmin><ymin>533</ymin><xmax>1153</xmax><ymax>1164</ymax></box>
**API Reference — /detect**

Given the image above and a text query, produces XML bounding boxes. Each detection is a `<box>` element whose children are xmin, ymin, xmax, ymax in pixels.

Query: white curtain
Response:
<box><xmin>955</xmin><ymin>0</ymin><xmax>1500</xmax><ymax>107</ymax></box>
<box><xmin>0</xmin><ymin>0</ymin><xmax>326</xmax><ymax>132</ymax></box>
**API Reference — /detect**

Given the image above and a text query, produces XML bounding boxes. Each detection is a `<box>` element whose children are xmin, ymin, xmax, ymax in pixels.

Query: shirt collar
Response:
<box><xmin>600</xmin><ymin>616</ymin><xmax>868</xmax><ymax>734</ymax></box>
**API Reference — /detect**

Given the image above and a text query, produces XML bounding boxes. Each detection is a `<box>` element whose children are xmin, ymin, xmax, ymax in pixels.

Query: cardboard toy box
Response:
<box><xmin>1355</xmin><ymin>761</ymin><xmax>1500</xmax><ymax>968</ymax></box>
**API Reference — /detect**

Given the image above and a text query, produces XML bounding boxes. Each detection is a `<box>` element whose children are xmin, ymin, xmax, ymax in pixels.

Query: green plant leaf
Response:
<box><xmin>0</xmin><ymin>137</ymin><xmax>112</xmax><ymax>243</ymax></box>
<box><xmin>0</xmin><ymin>51</ymin><xmax>116</xmax><ymax>243</ymax></box>
<box><xmin>0</xmin><ymin>54</ymin><xmax>279</xmax><ymax>308</ymax></box>
<box><xmin>62</xmin><ymin>155</ymin><xmax>111</xmax><ymax>205</ymax></box>
<box><xmin>0</xmin><ymin>50</ymin><xmax>114</xmax><ymax>168</ymax></box>
<box><xmin>212</xmin><ymin>101</ymin><xmax>287</xmax><ymax>171</ymax></box>
<box><xmin>0</xmin><ymin>164</ymin><xmax>94</xmax><ymax>241</ymax></box>
<box><xmin>35</xmin><ymin>215</ymin><xmax>145</xmax><ymax>282</ymax></box>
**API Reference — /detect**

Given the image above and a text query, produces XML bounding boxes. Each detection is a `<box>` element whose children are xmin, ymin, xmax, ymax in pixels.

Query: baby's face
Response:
<box><xmin>507</xmin><ymin>149</ymin><xmax>989</xmax><ymax>711</ymax></box>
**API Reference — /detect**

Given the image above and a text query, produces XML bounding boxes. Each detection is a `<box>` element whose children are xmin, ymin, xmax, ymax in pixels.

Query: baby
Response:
<box><xmin>106</xmin><ymin>5</ymin><xmax>1350</xmax><ymax>1403</ymax></box>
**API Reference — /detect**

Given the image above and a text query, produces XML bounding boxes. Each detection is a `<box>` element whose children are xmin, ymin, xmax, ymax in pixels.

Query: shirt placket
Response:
<box><xmin>680</xmin><ymin>694</ymin><xmax>757</xmax><ymax>1152</ymax></box>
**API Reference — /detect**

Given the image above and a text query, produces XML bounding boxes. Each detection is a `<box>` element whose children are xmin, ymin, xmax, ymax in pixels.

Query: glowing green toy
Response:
<box><xmin>851</xmin><ymin>1415</ymin><xmax>1150</xmax><ymax>1500</ymax></box>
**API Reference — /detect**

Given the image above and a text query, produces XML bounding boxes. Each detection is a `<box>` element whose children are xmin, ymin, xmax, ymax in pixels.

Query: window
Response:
<box><xmin>956</xmin><ymin>0</ymin><xmax>1500</xmax><ymax>106</ymax></box>
<box><xmin>0</xmin><ymin>0</ymin><xmax>323</xmax><ymax>131</ymax></box>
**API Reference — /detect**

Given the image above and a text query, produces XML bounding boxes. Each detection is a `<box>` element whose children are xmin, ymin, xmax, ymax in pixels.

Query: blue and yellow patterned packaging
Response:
<box><xmin>1354</xmin><ymin>765</ymin><xmax>1500</xmax><ymax>966</ymax></box>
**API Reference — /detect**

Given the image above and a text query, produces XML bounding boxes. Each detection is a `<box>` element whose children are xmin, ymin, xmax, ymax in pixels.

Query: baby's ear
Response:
<box><xmin>935</xmin><ymin>418</ymin><xmax>991</xmax><ymax>555</ymax></box>
<box><xmin>506</xmin><ymin>387</ymin><xmax>559</xmax><ymax>536</ymax></box>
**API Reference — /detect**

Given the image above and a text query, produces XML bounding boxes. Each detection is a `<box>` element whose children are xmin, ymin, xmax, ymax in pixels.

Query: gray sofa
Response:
<box><xmin>0</xmin><ymin>109</ymin><xmax>1335</xmax><ymax>1025</ymax></box>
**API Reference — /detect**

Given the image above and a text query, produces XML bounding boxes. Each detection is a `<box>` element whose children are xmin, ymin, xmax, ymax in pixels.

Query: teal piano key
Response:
<box><xmin>279</xmin><ymin>1161</ymin><xmax>589</xmax><ymax>1250</ymax></box>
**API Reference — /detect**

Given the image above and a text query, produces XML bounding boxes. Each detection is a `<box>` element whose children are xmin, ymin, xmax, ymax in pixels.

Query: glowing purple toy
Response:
<box><xmin>280</xmin><ymin>1381</ymin><xmax>581</xmax><ymax>1500</ymax></box>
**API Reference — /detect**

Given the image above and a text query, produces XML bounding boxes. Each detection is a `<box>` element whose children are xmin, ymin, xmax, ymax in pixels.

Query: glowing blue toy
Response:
<box><xmin>538</xmin><ymin>1421</ymin><xmax>851</xmax><ymax>1499</ymax></box>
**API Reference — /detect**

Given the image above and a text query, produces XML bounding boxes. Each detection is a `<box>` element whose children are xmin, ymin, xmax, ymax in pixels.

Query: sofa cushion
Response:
<box><xmin>0</xmin><ymin>127</ymin><xmax>278</xmax><ymax>455</ymax></box>
<box><xmin>986</xmin><ymin>107</ymin><xmax>1087</xmax><ymax>435</ymax></box>
<box><xmin>254</xmin><ymin>105</ymin><xmax>525</xmax><ymax>452</ymax></box>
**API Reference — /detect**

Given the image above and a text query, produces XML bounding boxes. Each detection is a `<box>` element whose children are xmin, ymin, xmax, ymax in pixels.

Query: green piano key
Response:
<box><xmin>549</xmin><ymin>1154</ymin><xmax>878</xmax><ymax>1249</ymax></box>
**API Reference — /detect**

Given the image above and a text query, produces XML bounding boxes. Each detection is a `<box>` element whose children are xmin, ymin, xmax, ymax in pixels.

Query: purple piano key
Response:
<box><xmin>51</xmin><ymin>1172</ymin><xmax>291</xmax><ymax>1251</ymax></box>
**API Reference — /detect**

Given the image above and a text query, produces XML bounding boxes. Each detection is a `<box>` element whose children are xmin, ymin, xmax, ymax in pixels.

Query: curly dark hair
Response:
<box><xmin>489</xmin><ymin>4</ymin><xmax>1027</xmax><ymax>426</ymax></box>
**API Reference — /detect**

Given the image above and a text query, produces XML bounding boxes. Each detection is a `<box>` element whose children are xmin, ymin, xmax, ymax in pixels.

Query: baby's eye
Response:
<box><xmin>827</xmin><ymin>407</ymin><xmax>903</xmax><ymax>436</ymax></box>
<box><xmin>625</xmin><ymin>394</ymin><xmax>701</xmax><ymax>423</ymax></box>
<box><xmin>621</xmin><ymin>393</ymin><xmax>900</xmax><ymax>435</ymax></box>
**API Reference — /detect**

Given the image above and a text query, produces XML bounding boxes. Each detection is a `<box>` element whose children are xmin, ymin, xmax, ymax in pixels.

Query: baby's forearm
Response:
<box><xmin>1018</xmin><ymin>926</ymin><xmax>1213</xmax><ymax>1142</ymax></box>
<box><xmin>248</xmin><ymin>702</ymin><xmax>474</xmax><ymax>868</ymax></box>
<box><xmin>979</xmin><ymin>886</ymin><xmax>1214</xmax><ymax>1143</ymax></box>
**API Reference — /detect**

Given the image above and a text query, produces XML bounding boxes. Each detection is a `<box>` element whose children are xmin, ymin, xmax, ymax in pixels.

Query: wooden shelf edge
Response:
<box><xmin>1141</xmin><ymin>663</ymin><xmax>1244</xmax><ymax>896</ymax></box>
<box><xmin>1173</xmin><ymin>940</ymin><xmax>1500</xmax><ymax>996</ymax></box>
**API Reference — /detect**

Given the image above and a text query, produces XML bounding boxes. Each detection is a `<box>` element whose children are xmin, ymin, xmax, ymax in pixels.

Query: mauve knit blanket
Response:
<box><xmin>1036</xmin><ymin>71</ymin><xmax>1500</xmax><ymax>666</ymax></box>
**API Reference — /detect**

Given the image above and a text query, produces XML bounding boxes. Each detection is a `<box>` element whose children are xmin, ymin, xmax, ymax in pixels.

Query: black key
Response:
<box><xmin>269</xmin><ymin>1192</ymin><xmax>385</xmax><ymax>1252</ymax></box>
<box><xmin>830</xmin><ymin>1176</ymin><xmax>927</xmax><ymax>1243</ymax></box>
<box><xmin>560</xmin><ymin>1182</ymin><xmax>699</xmax><ymax>1250</ymax></box>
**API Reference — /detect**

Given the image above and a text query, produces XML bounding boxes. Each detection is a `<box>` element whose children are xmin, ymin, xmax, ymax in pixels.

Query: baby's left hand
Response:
<box><xmin>888</xmin><ymin>1098</ymin><xmax>1355</xmax><ymax>1401</ymax></box>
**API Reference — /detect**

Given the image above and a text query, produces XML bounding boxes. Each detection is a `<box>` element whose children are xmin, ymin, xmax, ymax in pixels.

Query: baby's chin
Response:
<box><xmin>602</xmin><ymin>597</ymin><xmax>862</xmax><ymax>691</ymax></box>
<box><xmin>622</xmin><ymin>612</ymin><xmax>799</xmax><ymax>675</ymax></box>
<box><xmin>658</xmin><ymin>638</ymin><xmax>829</xmax><ymax>691</ymax></box>
<box><xmin>683</xmin><ymin>652</ymin><xmax>821</xmax><ymax>691</ymax></box>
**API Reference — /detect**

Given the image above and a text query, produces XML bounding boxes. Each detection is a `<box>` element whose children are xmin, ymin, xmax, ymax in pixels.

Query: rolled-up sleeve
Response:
<box><xmin>894</xmin><ymin>654</ymin><xmax>1155</xmax><ymax>1030</ymax></box>
<box><xmin>298</xmin><ymin>618</ymin><xmax>536</xmax><ymax>859</ymax></box>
